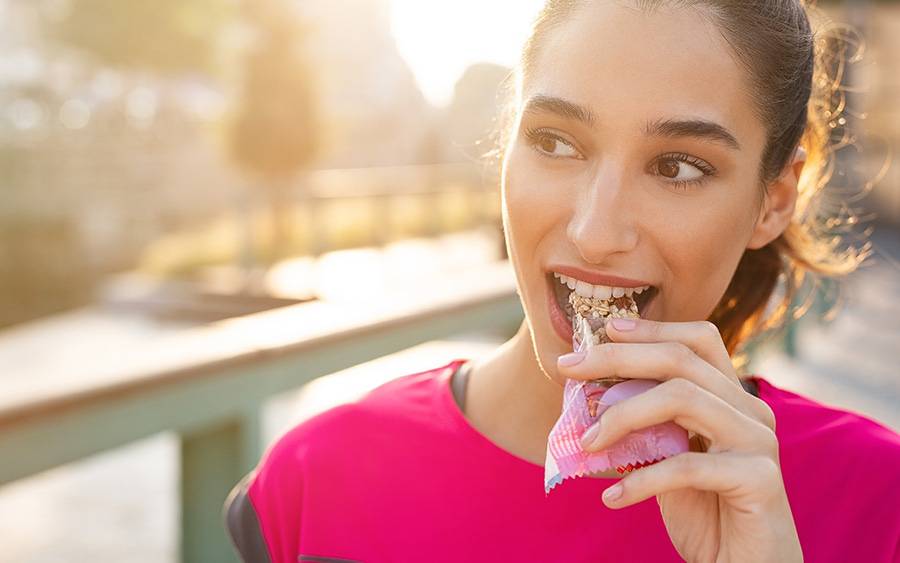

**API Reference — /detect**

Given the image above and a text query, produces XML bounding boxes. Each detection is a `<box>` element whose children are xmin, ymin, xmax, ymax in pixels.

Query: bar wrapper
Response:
<box><xmin>544</xmin><ymin>293</ymin><xmax>690</xmax><ymax>494</ymax></box>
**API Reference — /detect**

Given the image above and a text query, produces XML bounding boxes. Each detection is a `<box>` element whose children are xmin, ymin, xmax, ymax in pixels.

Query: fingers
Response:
<box><xmin>581</xmin><ymin>377</ymin><xmax>777</xmax><ymax>455</ymax></box>
<box><xmin>606</xmin><ymin>318</ymin><xmax>735</xmax><ymax>380</ymax></box>
<box><xmin>600</xmin><ymin>451</ymin><xmax>784</xmax><ymax>509</ymax></box>
<box><xmin>558</xmin><ymin>335</ymin><xmax>775</xmax><ymax>431</ymax></box>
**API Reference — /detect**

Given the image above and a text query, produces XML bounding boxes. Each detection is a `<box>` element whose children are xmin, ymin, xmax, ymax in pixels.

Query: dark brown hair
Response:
<box><xmin>486</xmin><ymin>0</ymin><xmax>874</xmax><ymax>367</ymax></box>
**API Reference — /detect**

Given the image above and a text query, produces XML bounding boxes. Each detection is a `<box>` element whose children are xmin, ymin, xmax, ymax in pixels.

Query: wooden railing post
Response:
<box><xmin>180</xmin><ymin>407</ymin><xmax>261</xmax><ymax>563</ymax></box>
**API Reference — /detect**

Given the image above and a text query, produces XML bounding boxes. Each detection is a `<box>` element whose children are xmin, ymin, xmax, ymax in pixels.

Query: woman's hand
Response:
<box><xmin>557</xmin><ymin>318</ymin><xmax>803</xmax><ymax>563</ymax></box>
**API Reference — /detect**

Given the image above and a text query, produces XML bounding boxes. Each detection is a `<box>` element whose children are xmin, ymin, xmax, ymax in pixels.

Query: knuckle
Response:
<box><xmin>700</xmin><ymin>320</ymin><xmax>721</xmax><ymax>339</ymax></box>
<box><xmin>753</xmin><ymin>456</ymin><xmax>783</xmax><ymax>489</ymax></box>
<box><xmin>597</xmin><ymin>342</ymin><xmax>617</xmax><ymax>364</ymax></box>
<box><xmin>662</xmin><ymin>377</ymin><xmax>695</xmax><ymax>402</ymax></box>
<box><xmin>675</xmin><ymin>452</ymin><xmax>704</xmax><ymax>475</ymax></box>
<box><xmin>667</xmin><ymin>341</ymin><xmax>695</xmax><ymax>368</ymax></box>
<box><xmin>757</xmin><ymin>426</ymin><xmax>780</xmax><ymax>458</ymax></box>
<box><xmin>657</xmin><ymin>377</ymin><xmax>698</xmax><ymax>414</ymax></box>
<box><xmin>750</xmin><ymin>396</ymin><xmax>777</xmax><ymax>431</ymax></box>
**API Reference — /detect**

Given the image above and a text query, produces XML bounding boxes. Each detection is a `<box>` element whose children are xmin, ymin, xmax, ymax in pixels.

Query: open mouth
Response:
<box><xmin>548</xmin><ymin>272</ymin><xmax>660</xmax><ymax>324</ymax></box>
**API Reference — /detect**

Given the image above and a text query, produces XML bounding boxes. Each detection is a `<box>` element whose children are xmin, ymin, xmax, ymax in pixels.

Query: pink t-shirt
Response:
<box><xmin>225</xmin><ymin>359</ymin><xmax>900</xmax><ymax>562</ymax></box>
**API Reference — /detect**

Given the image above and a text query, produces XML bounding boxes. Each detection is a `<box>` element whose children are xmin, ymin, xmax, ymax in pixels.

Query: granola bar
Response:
<box><xmin>545</xmin><ymin>288</ymin><xmax>690</xmax><ymax>493</ymax></box>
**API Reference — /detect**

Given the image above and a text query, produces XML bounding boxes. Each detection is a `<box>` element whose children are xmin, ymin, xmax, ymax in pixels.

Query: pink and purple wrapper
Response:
<box><xmin>544</xmin><ymin>315</ymin><xmax>690</xmax><ymax>494</ymax></box>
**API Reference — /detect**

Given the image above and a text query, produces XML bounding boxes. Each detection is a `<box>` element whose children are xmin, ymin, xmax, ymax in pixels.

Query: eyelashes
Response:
<box><xmin>653</xmin><ymin>152</ymin><xmax>717</xmax><ymax>191</ymax></box>
<box><xmin>523</xmin><ymin>127</ymin><xmax>581</xmax><ymax>160</ymax></box>
<box><xmin>522</xmin><ymin>126</ymin><xmax>718</xmax><ymax>191</ymax></box>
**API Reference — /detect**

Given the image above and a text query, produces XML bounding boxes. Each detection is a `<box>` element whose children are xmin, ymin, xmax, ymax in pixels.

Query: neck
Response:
<box><xmin>465</xmin><ymin>322</ymin><xmax>566</xmax><ymax>464</ymax></box>
<box><xmin>462</xmin><ymin>323</ymin><xmax>760</xmax><ymax>467</ymax></box>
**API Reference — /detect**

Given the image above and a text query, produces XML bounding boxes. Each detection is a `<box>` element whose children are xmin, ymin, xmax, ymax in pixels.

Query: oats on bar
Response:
<box><xmin>568</xmin><ymin>290</ymin><xmax>639</xmax><ymax>358</ymax></box>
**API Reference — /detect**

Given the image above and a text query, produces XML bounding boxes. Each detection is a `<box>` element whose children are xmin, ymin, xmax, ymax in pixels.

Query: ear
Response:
<box><xmin>747</xmin><ymin>146</ymin><xmax>806</xmax><ymax>250</ymax></box>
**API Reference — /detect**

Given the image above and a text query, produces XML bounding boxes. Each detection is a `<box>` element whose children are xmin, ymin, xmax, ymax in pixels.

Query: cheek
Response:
<box><xmin>655</xmin><ymin>190</ymin><xmax>757</xmax><ymax>319</ymax></box>
<box><xmin>501</xmin><ymin>149</ymin><xmax>568</xmax><ymax>253</ymax></box>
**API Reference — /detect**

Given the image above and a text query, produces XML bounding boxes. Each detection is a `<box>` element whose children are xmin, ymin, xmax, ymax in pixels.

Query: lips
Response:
<box><xmin>545</xmin><ymin>272</ymin><xmax>659</xmax><ymax>344</ymax></box>
<box><xmin>547</xmin><ymin>265</ymin><xmax>654</xmax><ymax>288</ymax></box>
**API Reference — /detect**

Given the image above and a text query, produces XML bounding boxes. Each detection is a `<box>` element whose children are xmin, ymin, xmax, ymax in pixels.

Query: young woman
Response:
<box><xmin>225</xmin><ymin>1</ymin><xmax>900</xmax><ymax>561</ymax></box>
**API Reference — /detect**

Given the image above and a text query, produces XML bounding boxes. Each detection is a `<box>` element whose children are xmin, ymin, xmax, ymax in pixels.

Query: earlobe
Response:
<box><xmin>746</xmin><ymin>146</ymin><xmax>806</xmax><ymax>250</ymax></box>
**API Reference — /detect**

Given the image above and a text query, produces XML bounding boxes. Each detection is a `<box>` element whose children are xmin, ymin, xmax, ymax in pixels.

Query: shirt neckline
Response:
<box><xmin>438</xmin><ymin>359</ymin><xmax>773</xmax><ymax>477</ymax></box>
<box><xmin>438</xmin><ymin>359</ymin><xmax>548</xmax><ymax>473</ymax></box>
<box><xmin>439</xmin><ymin>359</ymin><xmax>625</xmax><ymax>483</ymax></box>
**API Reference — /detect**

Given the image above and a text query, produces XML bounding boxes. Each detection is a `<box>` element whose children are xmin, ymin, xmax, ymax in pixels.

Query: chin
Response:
<box><xmin>526</xmin><ymin>322</ymin><xmax>571</xmax><ymax>388</ymax></box>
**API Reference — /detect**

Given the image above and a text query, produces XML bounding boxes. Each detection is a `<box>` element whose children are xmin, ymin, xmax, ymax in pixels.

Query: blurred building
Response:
<box><xmin>298</xmin><ymin>0</ymin><xmax>434</xmax><ymax>168</ymax></box>
<box><xmin>440</xmin><ymin>62</ymin><xmax>512</xmax><ymax>163</ymax></box>
<box><xmin>855</xmin><ymin>3</ymin><xmax>900</xmax><ymax>223</ymax></box>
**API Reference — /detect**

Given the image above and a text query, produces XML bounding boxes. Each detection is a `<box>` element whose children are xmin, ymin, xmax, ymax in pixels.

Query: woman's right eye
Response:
<box><xmin>523</xmin><ymin>127</ymin><xmax>582</xmax><ymax>159</ymax></box>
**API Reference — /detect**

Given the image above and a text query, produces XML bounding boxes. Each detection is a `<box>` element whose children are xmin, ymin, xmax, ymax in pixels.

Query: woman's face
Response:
<box><xmin>502</xmin><ymin>2</ymin><xmax>772</xmax><ymax>383</ymax></box>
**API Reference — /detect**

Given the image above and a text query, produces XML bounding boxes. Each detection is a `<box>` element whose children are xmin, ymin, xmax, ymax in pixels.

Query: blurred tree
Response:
<box><xmin>48</xmin><ymin>0</ymin><xmax>231</xmax><ymax>75</ymax></box>
<box><xmin>0</xmin><ymin>217</ymin><xmax>95</xmax><ymax>329</ymax></box>
<box><xmin>0</xmin><ymin>0</ymin><xmax>237</xmax><ymax>328</ymax></box>
<box><xmin>444</xmin><ymin>63</ymin><xmax>511</xmax><ymax>163</ymax></box>
<box><xmin>229</xmin><ymin>0</ymin><xmax>320</xmax><ymax>266</ymax></box>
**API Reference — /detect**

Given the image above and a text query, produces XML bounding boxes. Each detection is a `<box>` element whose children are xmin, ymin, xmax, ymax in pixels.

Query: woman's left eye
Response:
<box><xmin>651</xmin><ymin>153</ymin><xmax>716</xmax><ymax>190</ymax></box>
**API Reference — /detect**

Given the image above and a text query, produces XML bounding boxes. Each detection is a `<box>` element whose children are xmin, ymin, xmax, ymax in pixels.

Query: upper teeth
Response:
<box><xmin>554</xmin><ymin>272</ymin><xmax>651</xmax><ymax>300</ymax></box>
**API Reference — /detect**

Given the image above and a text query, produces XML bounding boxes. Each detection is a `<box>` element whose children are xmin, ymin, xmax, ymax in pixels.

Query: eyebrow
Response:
<box><xmin>644</xmin><ymin>117</ymin><xmax>741</xmax><ymax>151</ymax></box>
<box><xmin>522</xmin><ymin>95</ymin><xmax>741</xmax><ymax>151</ymax></box>
<box><xmin>523</xmin><ymin>95</ymin><xmax>597</xmax><ymax>128</ymax></box>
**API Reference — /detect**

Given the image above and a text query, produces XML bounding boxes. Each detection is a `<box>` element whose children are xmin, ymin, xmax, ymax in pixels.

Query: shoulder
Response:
<box><xmin>223</xmin><ymin>359</ymin><xmax>464</xmax><ymax>560</ymax></box>
<box><xmin>755</xmin><ymin>376</ymin><xmax>900</xmax><ymax>466</ymax></box>
<box><xmin>263</xmin><ymin>358</ymin><xmax>463</xmax><ymax>470</ymax></box>
<box><xmin>252</xmin><ymin>358</ymin><xmax>464</xmax><ymax>491</ymax></box>
<box><xmin>756</xmin><ymin>376</ymin><xmax>900</xmax><ymax>517</ymax></box>
<box><xmin>753</xmin><ymin>378</ymin><xmax>900</xmax><ymax>560</ymax></box>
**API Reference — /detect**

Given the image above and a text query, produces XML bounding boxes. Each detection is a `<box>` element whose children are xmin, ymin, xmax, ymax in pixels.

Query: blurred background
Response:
<box><xmin>0</xmin><ymin>0</ymin><xmax>897</xmax><ymax>561</ymax></box>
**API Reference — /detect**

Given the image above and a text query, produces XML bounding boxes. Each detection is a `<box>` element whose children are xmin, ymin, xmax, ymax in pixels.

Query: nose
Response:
<box><xmin>566</xmin><ymin>166</ymin><xmax>639</xmax><ymax>263</ymax></box>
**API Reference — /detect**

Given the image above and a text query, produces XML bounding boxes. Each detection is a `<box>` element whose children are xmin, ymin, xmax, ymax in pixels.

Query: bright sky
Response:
<box><xmin>389</xmin><ymin>0</ymin><xmax>545</xmax><ymax>107</ymax></box>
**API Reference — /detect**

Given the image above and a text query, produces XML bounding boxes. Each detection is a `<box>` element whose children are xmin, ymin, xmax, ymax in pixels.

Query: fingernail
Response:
<box><xmin>558</xmin><ymin>351</ymin><xmax>586</xmax><ymax>367</ymax></box>
<box><xmin>580</xmin><ymin>423</ymin><xmax>601</xmax><ymax>448</ymax></box>
<box><xmin>610</xmin><ymin>318</ymin><xmax>637</xmax><ymax>331</ymax></box>
<box><xmin>602</xmin><ymin>483</ymin><xmax>623</xmax><ymax>504</ymax></box>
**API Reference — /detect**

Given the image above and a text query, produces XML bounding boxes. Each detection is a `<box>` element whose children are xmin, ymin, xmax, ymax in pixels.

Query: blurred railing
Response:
<box><xmin>0</xmin><ymin>156</ymin><xmax>503</xmax><ymax>330</ymax></box>
<box><xmin>298</xmin><ymin>162</ymin><xmax>500</xmax><ymax>255</ymax></box>
<box><xmin>0</xmin><ymin>261</ymin><xmax>522</xmax><ymax>562</ymax></box>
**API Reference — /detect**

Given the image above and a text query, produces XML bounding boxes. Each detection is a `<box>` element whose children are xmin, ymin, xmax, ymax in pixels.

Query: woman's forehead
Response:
<box><xmin>523</xmin><ymin>2</ymin><xmax>765</xmax><ymax>150</ymax></box>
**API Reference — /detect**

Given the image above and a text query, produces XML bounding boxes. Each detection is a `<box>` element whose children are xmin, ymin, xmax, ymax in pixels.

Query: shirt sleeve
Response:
<box><xmin>223</xmin><ymin>473</ymin><xmax>273</xmax><ymax>563</ymax></box>
<box><xmin>223</xmin><ymin>423</ymin><xmax>311</xmax><ymax>563</ymax></box>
